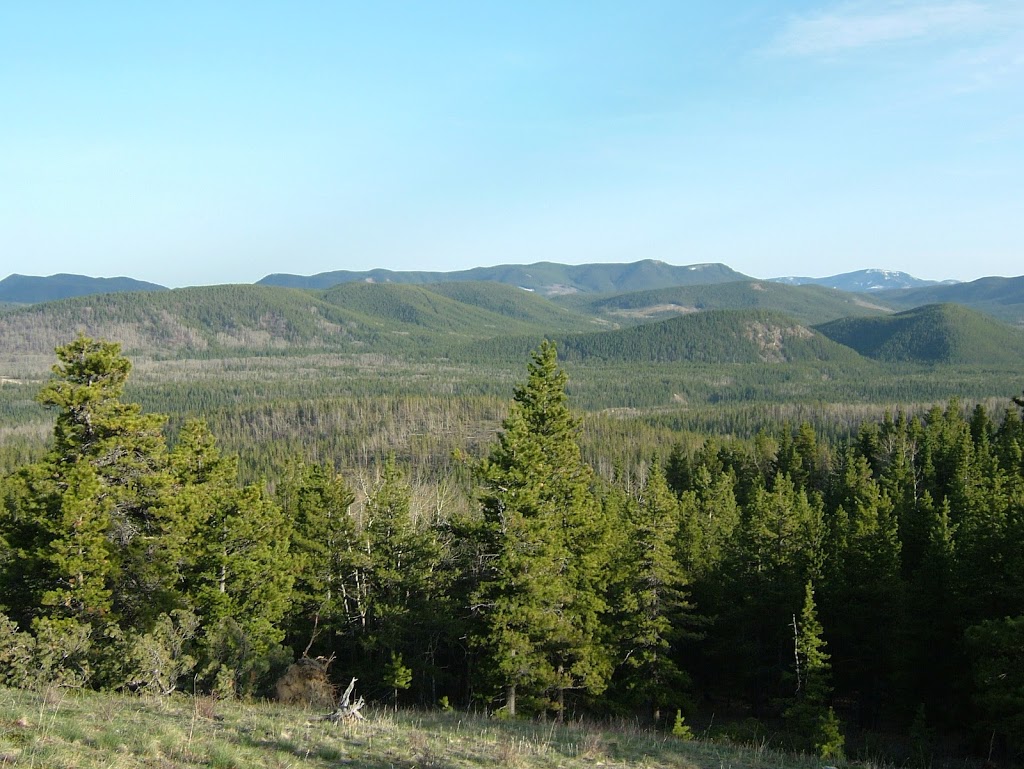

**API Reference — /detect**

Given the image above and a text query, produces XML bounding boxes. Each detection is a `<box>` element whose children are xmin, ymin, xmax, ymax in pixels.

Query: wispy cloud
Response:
<box><xmin>770</xmin><ymin>1</ymin><xmax>1007</xmax><ymax>56</ymax></box>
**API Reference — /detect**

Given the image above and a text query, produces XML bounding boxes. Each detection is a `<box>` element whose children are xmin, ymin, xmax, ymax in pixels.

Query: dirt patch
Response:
<box><xmin>608</xmin><ymin>303</ymin><xmax>698</xmax><ymax>319</ymax></box>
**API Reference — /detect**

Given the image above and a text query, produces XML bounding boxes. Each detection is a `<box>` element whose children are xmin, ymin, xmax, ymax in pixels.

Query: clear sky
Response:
<box><xmin>1</xmin><ymin>1</ymin><xmax>1021</xmax><ymax>288</ymax></box>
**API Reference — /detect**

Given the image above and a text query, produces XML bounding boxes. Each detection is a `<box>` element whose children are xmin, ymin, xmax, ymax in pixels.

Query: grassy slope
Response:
<box><xmin>0</xmin><ymin>687</ymin><xmax>832</xmax><ymax>769</ymax></box>
<box><xmin>815</xmin><ymin>303</ymin><xmax>1024</xmax><ymax>364</ymax></box>
<box><xmin>555</xmin><ymin>282</ymin><xmax>893</xmax><ymax>327</ymax></box>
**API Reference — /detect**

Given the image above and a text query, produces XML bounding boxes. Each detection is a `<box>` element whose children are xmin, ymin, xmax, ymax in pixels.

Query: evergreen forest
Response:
<box><xmin>2</xmin><ymin>333</ymin><xmax>1024</xmax><ymax>766</ymax></box>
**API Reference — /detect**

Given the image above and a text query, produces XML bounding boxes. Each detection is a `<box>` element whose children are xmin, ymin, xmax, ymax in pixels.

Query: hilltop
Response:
<box><xmin>815</xmin><ymin>303</ymin><xmax>1024</xmax><ymax>364</ymax></box>
<box><xmin>0</xmin><ymin>273</ymin><xmax>167</xmax><ymax>304</ymax></box>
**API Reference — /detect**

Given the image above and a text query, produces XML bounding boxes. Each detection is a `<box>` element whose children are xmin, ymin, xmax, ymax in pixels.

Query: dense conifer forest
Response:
<box><xmin>2</xmin><ymin>334</ymin><xmax>1023</xmax><ymax>765</ymax></box>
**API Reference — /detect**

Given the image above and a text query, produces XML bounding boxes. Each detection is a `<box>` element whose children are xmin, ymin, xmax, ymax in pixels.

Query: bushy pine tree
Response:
<box><xmin>472</xmin><ymin>341</ymin><xmax>610</xmax><ymax>717</ymax></box>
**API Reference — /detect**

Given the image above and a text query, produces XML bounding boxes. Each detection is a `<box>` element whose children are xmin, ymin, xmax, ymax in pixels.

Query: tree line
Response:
<box><xmin>1</xmin><ymin>336</ymin><xmax>1022</xmax><ymax>763</ymax></box>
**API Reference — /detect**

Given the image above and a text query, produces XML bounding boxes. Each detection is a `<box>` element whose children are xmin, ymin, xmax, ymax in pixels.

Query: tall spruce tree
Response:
<box><xmin>278</xmin><ymin>459</ymin><xmax>358</xmax><ymax>658</ymax></box>
<box><xmin>613</xmin><ymin>462</ymin><xmax>693</xmax><ymax>722</ymax></box>
<box><xmin>785</xmin><ymin>582</ymin><xmax>843</xmax><ymax>758</ymax></box>
<box><xmin>472</xmin><ymin>341</ymin><xmax>609</xmax><ymax>717</ymax></box>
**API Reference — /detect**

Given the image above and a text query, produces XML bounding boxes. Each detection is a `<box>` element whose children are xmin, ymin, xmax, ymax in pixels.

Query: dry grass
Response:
<box><xmin>0</xmin><ymin>686</ymin><xmax>855</xmax><ymax>769</ymax></box>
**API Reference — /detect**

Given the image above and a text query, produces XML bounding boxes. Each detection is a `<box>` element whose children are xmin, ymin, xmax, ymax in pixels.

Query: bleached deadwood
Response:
<box><xmin>321</xmin><ymin>677</ymin><xmax>365</xmax><ymax>722</ymax></box>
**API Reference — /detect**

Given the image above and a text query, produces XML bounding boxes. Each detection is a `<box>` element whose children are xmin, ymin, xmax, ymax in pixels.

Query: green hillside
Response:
<box><xmin>259</xmin><ymin>259</ymin><xmax>750</xmax><ymax>294</ymax></box>
<box><xmin>0</xmin><ymin>273</ymin><xmax>167</xmax><ymax>303</ymax></box>
<box><xmin>320</xmin><ymin>281</ymin><xmax>592</xmax><ymax>336</ymax></box>
<box><xmin>422</xmin><ymin>280</ymin><xmax>597</xmax><ymax>327</ymax></box>
<box><xmin>815</xmin><ymin>303</ymin><xmax>1024</xmax><ymax>363</ymax></box>
<box><xmin>0</xmin><ymin>285</ymin><xmax>391</xmax><ymax>357</ymax></box>
<box><xmin>556</xmin><ymin>281</ymin><xmax>892</xmax><ymax>326</ymax></box>
<box><xmin>881</xmin><ymin>275</ymin><xmax>1024</xmax><ymax>326</ymax></box>
<box><xmin>463</xmin><ymin>309</ymin><xmax>868</xmax><ymax>366</ymax></box>
<box><xmin>0</xmin><ymin>282</ymin><xmax>594</xmax><ymax>361</ymax></box>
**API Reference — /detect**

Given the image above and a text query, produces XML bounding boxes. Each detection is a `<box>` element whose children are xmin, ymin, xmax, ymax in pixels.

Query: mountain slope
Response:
<box><xmin>0</xmin><ymin>282</ymin><xmax>595</xmax><ymax>359</ymax></box>
<box><xmin>0</xmin><ymin>273</ymin><xmax>167</xmax><ymax>304</ymax></box>
<box><xmin>462</xmin><ymin>309</ymin><xmax>867</xmax><ymax>366</ymax></box>
<box><xmin>320</xmin><ymin>281</ymin><xmax>592</xmax><ymax>334</ymax></box>
<box><xmin>881</xmin><ymin>275</ymin><xmax>1024</xmax><ymax>326</ymax></box>
<box><xmin>556</xmin><ymin>281</ymin><xmax>892</xmax><ymax>326</ymax></box>
<box><xmin>815</xmin><ymin>303</ymin><xmax>1024</xmax><ymax>364</ymax></box>
<box><xmin>259</xmin><ymin>260</ymin><xmax>750</xmax><ymax>295</ymax></box>
<box><xmin>0</xmin><ymin>285</ymin><xmax>395</xmax><ymax>356</ymax></box>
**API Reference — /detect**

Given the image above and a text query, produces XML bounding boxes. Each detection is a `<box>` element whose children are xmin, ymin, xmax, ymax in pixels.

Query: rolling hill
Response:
<box><xmin>258</xmin><ymin>259</ymin><xmax>751</xmax><ymax>295</ymax></box>
<box><xmin>554</xmin><ymin>281</ymin><xmax>892</xmax><ymax>326</ymax></box>
<box><xmin>814</xmin><ymin>303</ymin><xmax>1024</xmax><ymax>364</ymax></box>
<box><xmin>320</xmin><ymin>281</ymin><xmax>593</xmax><ymax>335</ymax></box>
<box><xmin>0</xmin><ymin>282</ymin><xmax>596</xmax><ymax>360</ymax></box>
<box><xmin>460</xmin><ymin>308</ymin><xmax>869</xmax><ymax>366</ymax></box>
<box><xmin>0</xmin><ymin>273</ymin><xmax>167</xmax><ymax>304</ymax></box>
<box><xmin>880</xmin><ymin>275</ymin><xmax>1024</xmax><ymax>326</ymax></box>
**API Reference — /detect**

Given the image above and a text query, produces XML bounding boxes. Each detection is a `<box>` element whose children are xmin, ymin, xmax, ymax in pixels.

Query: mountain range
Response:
<box><xmin>0</xmin><ymin>263</ymin><xmax>1002</xmax><ymax>308</ymax></box>
<box><xmin>1</xmin><ymin>262</ymin><xmax>1023</xmax><ymax>370</ymax></box>
<box><xmin>770</xmin><ymin>268</ymin><xmax>956</xmax><ymax>292</ymax></box>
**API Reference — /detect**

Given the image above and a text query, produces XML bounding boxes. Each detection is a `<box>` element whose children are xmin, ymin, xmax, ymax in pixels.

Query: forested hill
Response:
<box><xmin>460</xmin><ymin>309</ymin><xmax>868</xmax><ymax>366</ymax></box>
<box><xmin>554</xmin><ymin>280</ymin><xmax>892</xmax><ymax>326</ymax></box>
<box><xmin>814</xmin><ymin>303</ymin><xmax>1024</xmax><ymax>364</ymax></box>
<box><xmin>881</xmin><ymin>274</ymin><xmax>1024</xmax><ymax>326</ymax></box>
<box><xmin>320</xmin><ymin>281</ymin><xmax>592</xmax><ymax>333</ymax></box>
<box><xmin>259</xmin><ymin>259</ymin><xmax>750</xmax><ymax>294</ymax></box>
<box><xmin>0</xmin><ymin>282</ymin><xmax>595</xmax><ymax>358</ymax></box>
<box><xmin>0</xmin><ymin>273</ymin><xmax>167</xmax><ymax>304</ymax></box>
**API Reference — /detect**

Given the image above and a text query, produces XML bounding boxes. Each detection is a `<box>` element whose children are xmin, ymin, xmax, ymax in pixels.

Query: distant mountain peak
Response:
<box><xmin>769</xmin><ymin>269</ymin><xmax>955</xmax><ymax>292</ymax></box>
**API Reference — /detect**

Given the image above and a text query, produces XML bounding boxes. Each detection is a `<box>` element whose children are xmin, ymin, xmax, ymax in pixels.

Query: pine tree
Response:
<box><xmin>822</xmin><ymin>450</ymin><xmax>901</xmax><ymax>725</ymax></box>
<box><xmin>359</xmin><ymin>454</ymin><xmax>444</xmax><ymax>701</ymax></box>
<box><xmin>174</xmin><ymin>427</ymin><xmax>294</xmax><ymax>696</ymax></box>
<box><xmin>472</xmin><ymin>341</ymin><xmax>609</xmax><ymax>717</ymax></box>
<box><xmin>613</xmin><ymin>462</ymin><xmax>693</xmax><ymax>722</ymax></box>
<box><xmin>35</xmin><ymin>335</ymin><xmax>174</xmax><ymax>628</ymax></box>
<box><xmin>716</xmin><ymin>473</ymin><xmax>824</xmax><ymax>710</ymax></box>
<box><xmin>785</xmin><ymin>582</ymin><xmax>843</xmax><ymax>758</ymax></box>
<box><xmin>278</xmin><ymin>459</ymin><xmax>358</xmax><ymax>657</ymax></box>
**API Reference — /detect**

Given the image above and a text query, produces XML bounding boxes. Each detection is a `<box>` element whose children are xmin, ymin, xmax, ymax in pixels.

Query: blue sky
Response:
<box><xmin>1</xmin><ymin>1</ymin><xmax>1021</xmax><ymax>287</ymax></box>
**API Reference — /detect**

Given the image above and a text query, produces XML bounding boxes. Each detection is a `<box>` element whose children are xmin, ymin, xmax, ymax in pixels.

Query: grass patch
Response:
<box><xmin>0</xmin><ymin>686</ymin><xmax>864</xmax><ymax>768</ymax></box>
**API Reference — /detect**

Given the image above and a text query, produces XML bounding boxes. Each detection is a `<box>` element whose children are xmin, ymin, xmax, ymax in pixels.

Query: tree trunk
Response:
<box><xmin>506</xmin><ymin>682</ymin><xmax>516</xmax><ymax>717</ymax></box>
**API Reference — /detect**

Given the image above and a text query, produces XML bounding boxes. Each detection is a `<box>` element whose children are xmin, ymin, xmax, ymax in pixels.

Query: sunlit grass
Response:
<box><xmin>0</xmin><ymin>685</ymin><xmax>858</xmax><ymax>769</ymax></box>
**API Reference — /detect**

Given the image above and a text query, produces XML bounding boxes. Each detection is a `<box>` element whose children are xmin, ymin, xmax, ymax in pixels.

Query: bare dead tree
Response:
<box><xmin>321</xmin><ymin>677</ymin><xmax>365</xmax><ymax>722</ymax></box>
